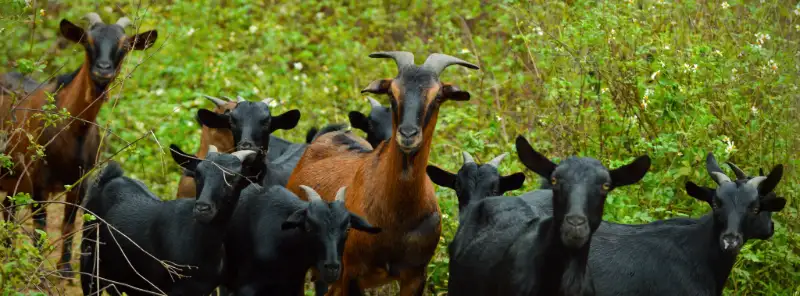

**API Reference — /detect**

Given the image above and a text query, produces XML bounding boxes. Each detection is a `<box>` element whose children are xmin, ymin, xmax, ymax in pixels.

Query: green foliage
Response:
<box><xmin>0</xmin><ymin>0</ymin><xmax>798</xmax><ymax>295</ymax></box>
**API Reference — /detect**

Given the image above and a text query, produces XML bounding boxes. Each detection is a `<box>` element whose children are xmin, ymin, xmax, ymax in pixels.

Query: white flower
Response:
<box><xmin>768</xmin><ymin>59</ymin><xmax>778</xmax><ymax>72</ymax></box>
<box><xmin>644</xmin><ymin>88</ymin><xmax>654</xmax><ymax>99</ymax></box>
<box><xmin>713</xmin><ymin>49</ymin><xmax>722</xmax><ymax>56</ymax></box>
<box><xmin>186</xmin><ymin>27</ymin><xmax>195</xmax><ymax>37</ymax></box>
<box><xmin>534</xmin><ymin>26</ymin><xmax>544</xmax><ymax>36</ymax></box>
<box><xmin>751</xmin><ymin>105</ymin><xmax>758</xmax><ymax>115</ymax></box>
<box><xmin>154</xmin><ymin>88</ymin><xmax>165</xmax><ymax>96</ymax></box>
<box><xmin>224</xmin><ymin>78</ymin><xmax>231</xmax><ymax>87</ymax></box>
<box><xmin>650</xmin><ymin>71</ymin><xmax>660</xmax><ymax>80</ymax></box>
<box><xmin>794</xmin><ymin>8</ymin><xmax>800</xmax><ymax>16</ymax></box>
<box><xmin>256</xmin><ymin>70</ymin><xmax>264</xmax><ymax>77</ymax></box>
<box><xmin>293</xmin><ymin>62</ymin><xmax>303</xmax><ymax>71</ymax></box>
<box><xmin>755</xmin><ymin>32</ymin><xmax>770</xmax><ymax>45</ymax></box>
<box><xmin>249</xmin><ymin>25</ymin><xmax>258</xmax><ymax>34</ymax></box>
<box><xmin>173</xmin><ymin>107</ymin><xmax>181</xmax><ymax>113</ymax></box>
<box><xmin>460</xmin><ymin>48</ymin><xmax>471</xmax><ymax>54</ymax></box>
<box><xmin>664</xmin><ymin>45</ymin><xmax>670</xmax><ymax>50</ymax></box>
<box><xmin>292</xmin><ymin>75</ymin><xmax>299</xmax><ymax>81</ymax></box>
<box><xmin>495</xmin><ymin>115</ymin><xmax>503</xmax><ymax>122</ymax></box>
<box><xmin>266</xmin><ymin>98</ymin><xmax>278</xmax><ymax>108</ymax></box>
<box><xmin>316</xmin><ymin>12</ymin><xmax>325</xmax><ymax>20</ymax></box>
<box><xmin>725</xmin><ymin>140</ymin><xmax>735</xmax><ymax>153</ymax></box>
<box><xmin>252</xmin><ymin>87</ymin><xmax>259</xmax><ymax>94</ymax></box>
<box><xmin>323</xmin><ymin>87</ymin><xmax>330</xmax><ymax>94</ymax></box>
<box><xmin>721</xmin><ymin>2</ymin><xmax>730</xmax><ymax>9</ymax></box>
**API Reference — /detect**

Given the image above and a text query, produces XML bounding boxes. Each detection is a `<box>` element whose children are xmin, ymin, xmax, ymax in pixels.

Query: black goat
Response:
<box><xmin>427</xmin><ymin>151</ymin><xmax>525</xmax><ymax>217</ymax></box>
<box><xmin>80</xmin><ymin>146</ymin><xmax>258</xmax><ymax>295</ymax></box>
<box><xmin>221</xmin><ymin>185</ymin><xmax>381</xmax><ymax>295</ymax></box>
<box><xmin>589</xmin><ymin>153</ymin><xmax>787</xmax><ymax>296</ymax></box>
<box><xmin>448</xmin><ymin>136</ymin><xmax>651</xmax><ymax>296</ymax></box>
<box><xmin>347</xmin><ymin>96</ymin><xmax>392</xmax><ymax>148</ymax></box>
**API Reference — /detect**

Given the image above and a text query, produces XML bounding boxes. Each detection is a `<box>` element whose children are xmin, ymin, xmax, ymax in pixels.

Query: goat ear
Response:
<box><xmin>758</xmin><ymin>165</ymin><xmax>783</xmax><ymax>196</ymax></box>
<box><xmin>426</xmin><ymin>165</ymin><xmax>456</xmax><ymax>189</ymax></box>
<box><xmin>515</xmin><ymin>136</ymin><xmax>556</xmax><ymax>179</ymax></box>
<box><xmin>349</xmin><ymin>214</ymin><xmax>382</xmax><ymax>234</ymax></box>
<box><xmin>761</xmin><ymin>196</ymin><xmax>787</xmax><ymax>212</ymax></box>
<box><xmin>196</xmin><ymin>109</ymin><xmax>230</xmax><ymax>129</ymax></box>
<box><xmin>361</xmin><ymin>79</ymin><xmax>392</xmax><ymax>94</ymax></box>
<box><xmin>169</xmin><ymin>144</ymin><xmax>200</xmax><ymax>172</ymax></box>
<box><xmin>127</xmin><ymin>30</ymin><xmax>158</xmax><ymax>50</ymax></box>
<box><xmin>281</xmin><ymin>209</ymin><xmax>308</xmax><ymax>230</ymax></box>
<box><xmin>610</xmin><ymin>155</ymin><xmax>651</xmax><ymax>188</ymax></box>
<box><xmin>348</xmin><ymin>111</ymin><xmax>369</xmax><ymax>132</ymax></box>
<box><xmin>499</xmin><ymin>173</ymin><xmax>526</xmax><ymax>194</ymax></box>
<box><xmin>685</xmin><ymin>181</ymin><xmax>714</xmax><ymax>204</ymax></box>
<box><xmin>441</xmin><ymin>83</ymin><xmax>470</xmax><ymax>101</ymax></box>
<box><xmin>60</xmin><ymin>19</ymin><xmax>86</xmax><ymax>44</ymax></box>
<box><xmin>270</xmin><ymin>109</ymin><xmax>301</xmax><ymax>133</ymax></box>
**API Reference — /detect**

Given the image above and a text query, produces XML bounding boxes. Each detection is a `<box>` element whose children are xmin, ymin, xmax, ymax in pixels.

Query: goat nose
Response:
<box><xmin>565</xmin><ymin>215</ymin><xmax>587</xmax><ymax>226</ymax></box>
<box><xmin>239</xmin><ymin>142</ymin><xmax>255</xmax><ymax>150</ymax></box>
<box><xmin>97</xmin><ymin>61</ymin><xmax>112</xmax><ymax>70</ymax></box>
<box><xmin>398</xmin><ymin>126</ymin><xmax>419</xmax><ymax>138</ymax></box>
<box><xmin>324</xmin><ymin>263</ymin><xmax>340</xmax><ymax>272</ymax></box>
<box><xmin>195</xmin><ymin>203</ymin><xmax>211</xmax><ymax>213</ymax></box>
<box><xmin>721</xmin><ymin>235</ymin><xmax>742</xmax><ymax>250</ymax></box>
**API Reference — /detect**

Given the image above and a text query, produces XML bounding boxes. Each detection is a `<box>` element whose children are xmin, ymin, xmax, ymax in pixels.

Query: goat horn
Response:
<box><xmin>367</xmin><ymin>96</ymin><xmax>381</xmax><ymax>108</ymax></box>
<box><xmin>462</xmin><ymin>151</ymin><xmax>475</xmax><ymax>165</ymax></box>
<box><xmin>745</xmin><ymin>176</ymin><xmax>767</xmax><ymax>190</ymax></box>
<box><xmin>335</xmin><ymin>186</ymin><xmax>347</xmax><ymax>202</ymax></box>
<box><xmin>299</xmin><ymin>185</ymin><xmax>323</xmax><ymax>203</ymax></box>
<box><xmin>725</xmin><ymin>162</ymin><xmax>748</xmax><ymax>180</ymax></box>
<box><xmin>705</xmin><ymin>152</ymin><xmax>730</xmax><ymax>184</ymax></box>
<box><xmin>421</xmin><ymin>53</ymin><xmax>480</xmax><ymax>76</ymax></box>
<box><xmin>368</xmin><ymin>51</ymin><xmax>415</xmax><ymax>73</ymax></box>
<box><xmin>208</xmin><ymin>145</ymin><xmax>219</xmax><ymax>154</ymax></box>
<box><xmin>237</xmin><ymin>96</ymin><xmax>245</xmax><ymax>102</ymax></box>
<box><xmin>84</xmin><ymin>13</ymin><xmax>103</xmax><ymax>27</ymax></box>
<box><xmin>231</xmin><ymin>150</ymin><xmax>256</xmax><ymax>162</ymax></box>
<box><xmin>203</xmin><ymin>95</ymin><xmax>227</xmax><ymax>107</ymax></box>
<box><xmin>487</xmin><ymin>153</ymin><xmax>509</xmax><ymax>168</ymax></box>
<box><xmin>116</xmin><ymin>17</ymin><xmax>132</xmax><ymax>29</ymax></box>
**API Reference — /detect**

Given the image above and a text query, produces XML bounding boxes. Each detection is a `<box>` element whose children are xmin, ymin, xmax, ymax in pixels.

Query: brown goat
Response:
<box><xmin>286</xmin><ymin>51</ymin><xmax>478</xmax><ymax>295</ymax></box>
<box><xmin>174</xmin><ymin>95</ymin><xmax>238</xmax><ymax>198</ymax></box>
<box><xmin>0</xmin><ymin>13</ymin><xmax>157</xmax><ymax>276</ymax></box>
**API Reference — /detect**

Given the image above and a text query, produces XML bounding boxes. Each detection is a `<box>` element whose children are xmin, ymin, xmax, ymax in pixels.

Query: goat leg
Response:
<box><xmin>58</xmin><ymin>185</ymin><xmax>83</xmax><ymax>278</ymax></box>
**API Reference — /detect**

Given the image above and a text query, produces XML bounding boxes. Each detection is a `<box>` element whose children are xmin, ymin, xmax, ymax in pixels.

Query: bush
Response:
<box><xmin>1</xmin><ymin>0</ymin><xmax>797</xmax><ymax>295</ymax></box>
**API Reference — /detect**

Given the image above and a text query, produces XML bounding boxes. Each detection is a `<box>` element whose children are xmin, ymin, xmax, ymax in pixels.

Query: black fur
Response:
<box><xmin>220</xmin><ymin>185</ymin><xmax>380</xmax><ymax>295</ymax></box>
<box><xmin>348</xmin><ymin>101</ymin><xmax>392</xmax><ymax>148</ymax></box>
<box><xmin>80</xmin><ymin>150</ymin><xmax>257</xmax><ymax>296</ymax></box>
<box><xmin>447</xmin><ymin>136</ymin><xmax>650</xmax><ymax>296</ymax></box>
<box><xmin>332</xmin><ymin>131</ymin><xmax>373</xmax><ymax>153</ymax></box>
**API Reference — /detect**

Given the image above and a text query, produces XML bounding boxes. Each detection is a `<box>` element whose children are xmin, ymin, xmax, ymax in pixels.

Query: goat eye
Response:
<box><xmin>712</xmin><ymin>199</ymin><xmax>721</xmax><ymax>209</ymax></box>
<box><xmin>751</xmin><ymin>206</ymin><xmax>760</xmax><ymax>214</ymax></box>
<box><xmin>550</xmin><ymin>177</ymin><xmax>557</xmax><ymax>185</ymax></box>
<box><xmin>601</xmin><ymin>183</ymin><xmax>610</xmax><ymax>191</ymax></box>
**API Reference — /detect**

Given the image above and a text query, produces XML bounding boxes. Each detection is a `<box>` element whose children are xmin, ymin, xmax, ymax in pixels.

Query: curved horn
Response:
<box><xmin>705</xmin><ymin>152</ymin><xmax>730</xmax><ymax>184</ymax></box>
<box><xmin>368</xmin><ymin>51</ymin><xmax>415</xmax><ymax>72</ymax></box>
<box><xmin>116</xmin><ymin>17</ymin><xmax>132</xmax><ymax>29</ymax></box>
<box><xmin>208</xmin><ymin>145</ymin><xmax>219</xmax><ymax>154</ymax></box>
<box><xmin>746</xmin><ymin>176</ymin><xmax>767</xmax><ymax>189</ymax></box>
<box><xmin>203</xmin><ymin>95</ymin><xmax>227</xmax><ymax>107</ymax></box>
<box><xmin>231</xmin><ymin>150</ymin><xmax>256</xmax><ymax>162</ymax></box>
<box><xmin>421</xmin><ymin>53</ymin><xmax>480</xmax><ymax>76</ymax></box>
<box><xmin>335</xmin><ymin>186</ymin><xmax>347</xmax><ymax>202</ymax></box>
<box><xmin>725</xmin><ymin>162</ymin><xmax>748</xmax><ymax>180</ymax></box>
<box><xmin>462</xmin><ymin>151</ymin><xmax>475</xmax><ymax>165</ymax></box>
<box><xmin>84</xmin><ymin>13</ymin><xmax>103</xmax><ymax>27</ymax></box>
<box><xmin>367</xmin><ymin>96</ymin><xmax>382</xmax><ymax>108</ymax></box>
<box><xmin>299</xmin><ymin>185</ymin><xmax>323</xmax><ymax>203</ymax></box>
<box><xmin>488</xmin><ymin>153</ymin><xmax>509</xmax><ymax>168</ymax></box>
<box><xmin>237</xmin><ymin>96</ymin><xmax>245</xmax><ymax>102</ymax></box>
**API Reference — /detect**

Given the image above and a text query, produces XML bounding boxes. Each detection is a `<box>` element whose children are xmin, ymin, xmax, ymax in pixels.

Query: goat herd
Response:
<box><xmin>0</xmin><ymin>13</ymin><xmax>790</xmax><ymax>296</ymax></box>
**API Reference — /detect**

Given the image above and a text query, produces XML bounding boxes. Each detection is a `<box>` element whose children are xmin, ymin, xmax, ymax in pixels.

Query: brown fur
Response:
<box><xmin>175</xmin><ymin>101</ymin><xmax>236</xmax><ymax>198</ymax></box>
<box><xmin>286</xmin><ymin>84</ymin><xmax>445</xmax><ymax>296</ymax></box>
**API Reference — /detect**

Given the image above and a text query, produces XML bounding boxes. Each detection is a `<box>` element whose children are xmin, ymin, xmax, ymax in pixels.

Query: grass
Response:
<box><xmin>1</xmin><ymin>0</ymin><xmax>798</xmax><ymax>295</ymax></box>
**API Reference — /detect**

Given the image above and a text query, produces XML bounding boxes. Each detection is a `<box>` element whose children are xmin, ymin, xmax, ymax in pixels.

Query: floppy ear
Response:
<box><xmin>441</xmin><ymin>83</ymin><xmax>470</xmax><ymax>101</ymax></box>
<box><xmin>685</xmin><ymin>182</ymin><xmax>714</xmax><ymax>205</ymax></box>
<box><xmin>349</xmin><ymin>214</ymin><xmax>382</xmax><ymax>234</ymax></box>
<box><xmin>361</xmin><ymin>79</ymin><xmax>392</xmax><ymax>94</ymax></box>
<box><xmin>515</xmin><ymin>136</ymin><xmax>556</xmax><ymax>179</ymax></box>
<box><xmin>196</xmin><ymin>109</ymin><xmax>231</xmax><ymax>129</ymax></box>
<box><xmin>758</xmin><ymin>164</ymin><xmax>783</xmax><ymax>196</ymax></box>
<box><xmin>169</xmin><ymin>144</ymin><xmax>200</xmax><ymax>172</ymax></box>
<box><xmin>128</xmin><ymin>30</ymin><xmax>158</xmax><ymax>50</ymax></box>
<box><xmin>426</xmin><ymin>165</ymin><xmax>456</xmax><ymax>189</ymax></box>
<box><xmin>610</xmin><ymin>155</ymin><xmax>651</xmax><ymax>188</ymax></box>
<box><xmin>281</xmin><ymin>209</ymin><xmax>308</xmax><ymax>230</ymax></box>
<box><xmin>348</xmin><ymin>111</ymin><xmax>370</xmax><ymax>132</ymax></box>
<box><xmin>499</xmin><ymin>173</ymin><xmax>526</xmax><ymax>194</ymax></box>
<box><xmin>60</xmin><ymin>19</ymin><xmax>86</xmax><ymax>44</ymax></box>
<box><xmin>269</xmin><ymin>109</ymin><xmax>301</xmax><ymax>133</ymax></box>
<box><xmin>760</xmin><ymin>196</ymin><xmax>787</xmax><ymax>212</ymax></box>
